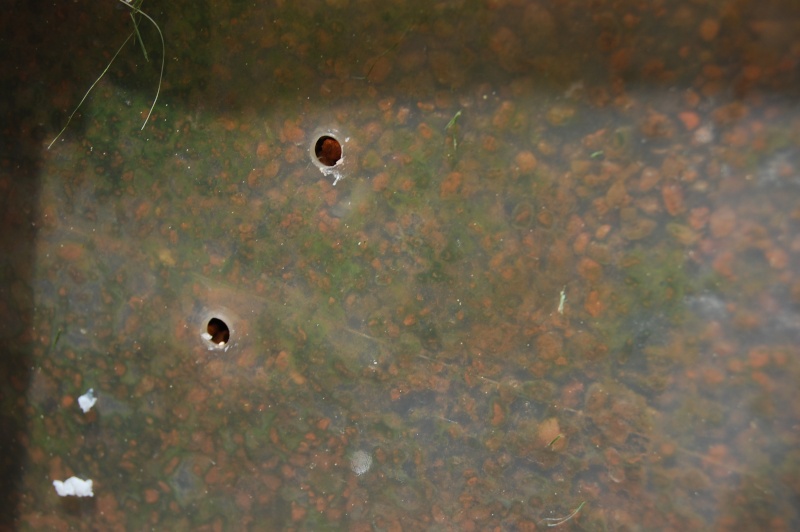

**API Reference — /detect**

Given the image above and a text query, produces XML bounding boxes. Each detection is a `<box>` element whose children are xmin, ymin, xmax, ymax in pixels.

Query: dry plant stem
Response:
<box><xmin>47</xmin><ymin>33</ymin><xmax>133</xmax><ymax>150</ymax></box>
<box><xmin>544</xmin><ymin>501</ymin><xmax>586</xmax><ymax>527</ymax></box>
<box><xmin>119</xmin><ymin>0</ymin><xmax>164</xmax><ymax>130</ymax></box>
<box><xmin>358</xmin><ymin>24</ymin><xmax>414</xmax><ymax>80</ymax></box>
<box><xmin>47</xmin><ymin>1</ymin><xmax>164</xmax><ymax>150</ymax></box>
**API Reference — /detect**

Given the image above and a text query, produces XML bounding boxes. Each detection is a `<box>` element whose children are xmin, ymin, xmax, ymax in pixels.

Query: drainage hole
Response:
<box><xmin>315</xmin><ymin>135</ymin><xmax>342</xmax><ymax>166</ymax></box>
<box><xmin>206</xmin><ymin>317</ymin><xmax>230</xmax><ymax>345</ymax></box>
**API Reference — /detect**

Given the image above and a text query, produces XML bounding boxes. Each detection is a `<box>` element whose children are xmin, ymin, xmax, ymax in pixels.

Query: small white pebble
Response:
<box><xmin>350</xmin><ymin>450</ymin><xmax>372</xmax><ymax>476</ymax></box>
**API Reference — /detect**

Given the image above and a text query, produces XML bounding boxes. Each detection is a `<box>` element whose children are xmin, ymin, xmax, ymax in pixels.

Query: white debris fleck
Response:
<box><xmin>77</xmin><ymin>388</ymin><xmax>96</xmax><ymax>413</ymax></box>
<box><xmin>53</xmin><ymin>476</ymin><xmax>94</xmax><ymax>497</ymax></box>
<box><xmin>350</xmin><ymin>450</ymin><xmax>372</xmax><ymax>476</ymax></box>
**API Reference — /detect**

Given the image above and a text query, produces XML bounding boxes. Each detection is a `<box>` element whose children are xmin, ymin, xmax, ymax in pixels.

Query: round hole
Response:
<box><xmin>314</xmin><ymin>135</ymin><xmax>342</xmax><ymax>166</ymax></box>
<box><xmin>206</xmin><ymin>317</ymin><xmax>230</xmax><ymax>345</ymax></box>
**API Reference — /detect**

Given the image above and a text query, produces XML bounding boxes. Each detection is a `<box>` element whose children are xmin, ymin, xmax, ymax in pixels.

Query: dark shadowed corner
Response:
<box><xmin>0</xmin><ymin>2</ymin><xmax>42</xmax><ymax>527</ymax></box>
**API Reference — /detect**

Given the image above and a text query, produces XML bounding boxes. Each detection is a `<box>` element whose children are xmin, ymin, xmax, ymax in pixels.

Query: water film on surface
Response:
<box><xmin>2</xmin><ymin>0</ymin><xmax>800</xmax><ymax>529</ymax></box>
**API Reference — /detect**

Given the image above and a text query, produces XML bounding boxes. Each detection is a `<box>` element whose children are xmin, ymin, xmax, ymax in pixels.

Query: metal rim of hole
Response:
<box><xmin>206</xmin><ymin>317</ymin><xmax>230</xmax><ymax>346</ymax></box>
<box><xmin>314</xmin><ymin>135</ymin><xmax>342</xmax><ymax>167</ymax></box>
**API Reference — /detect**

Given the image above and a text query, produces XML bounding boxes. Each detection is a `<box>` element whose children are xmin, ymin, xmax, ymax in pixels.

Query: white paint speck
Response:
<box><xmin>77</xmin><ymin>389</ymin><xmax>96</xmax><ymax>413</ymax></box>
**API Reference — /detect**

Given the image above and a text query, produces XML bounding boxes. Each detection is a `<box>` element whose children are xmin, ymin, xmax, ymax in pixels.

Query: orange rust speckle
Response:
<box><xmin>481</xmin><ymin>135</ymin><xmax>498</xmax><ymax>152</ymax></box>
<box><xmin>188</xmin><ymin>387</ymin><xmax>210</xmax><ymax>404</ymax></box>
<box><xmin>237</xmin><ymin>348</ymin><xmax>258</xmax><ymax>369</ymax></box>
<box><xmin>638</xmin><ymin>166</ymin><xmax>661</xmax><ymax>192</ymax></box>
<box><xmin>536</xmin><ymin>332</ymin><xmax>562</xmax><ymax>361</ymax></box>
<box><xmin>275</xmin><ymin>351</ymin><xmax>290</xmax><ymax>372</ymax></box>
<box><xmin>595</xmin><ymin>224</ymin><xmax>612</xmax><ymax>239</ymax></box>
<box><xmin>386</xmin><ymin>322</ymin><xmax>400</xmax><ymax>338</ymax></box>
<box><xmin>661</xmin><ymin>183</ymin><xmax>685</xmax><ymax>216</ymax></box>
<box><xmin>440</xmin><ymin>172</ymin><xmax>463</xmax><ymax>197</ymax></box>
<box><xmin>314</xmin><ymin>495</ymin><xmax>327</xmax><ymax>513</ymax></box>
<box><xmin>491</xmin><ymin>402</ymin><xmax>505</xmax><ymax>427</ymax></box>
<box><xmin>366</xmin><ymin>55</ymin><xmax>392</xmax><ymax>83</ymax></box>
<box><xmin>709</xmin><ymin>206</ymin><xmax>736</xmax><ymax>238</ymax></box>
<box><xmin>220</xmin><ymin>117</ymin><xmax>237</xmax><ymax>132</ymax></box>
<box><xmin>247</xmin><ymin>168</ymin><xmax>262</xmax><ymax>188</ymax></box>
<box><xmin>264</xmin><ymin>159</ymin><xmax>281</xmax><ymax>179</ymax></box>
<box><xmin>164</xmin><ymin>456</ymin><xmax>180</xmax><ymax>475</ymax></box>
<box><xmin>418</xmin><ymin>123</ymin><xmax>434</xmax><ymax>140</ymax></box>
<box><xmin>605</xmin><ymin>180</ymin><xmax>629</xmax><ymax>209</ymax></box>
<box><xmin>396</xmin><ymin>107</ymin><xmax>410</xmax><ymax>124</ymax></box>
<box><xmin>712</xmin><ymin>251</ymin><xmax>735</xmax><ymax>278</ymax></box>
<box><xmin>236</xmin><ymin>490</ymin><xmax>254</xmax><ymax>512</ymax></box>
<box><xmin>678</xmin><ymin>111</ymin><xmax>700</xmax><ymax>131</ymax></box>
<box><xmin>559</xmin><ymin>381</ymin><xmax>585</xmax><ymax>408</ymax></box>
<box><xmin>689</xmin><ymin>207</ymin><xmax>710</xmax><ymax>230</ymax></box>
<box><xmin>291</xmin><ymin>501</ymin><xmax>306</xmax><ymax>522</ymax></box>
<box><xmin>432</xmin><ymin>504</ymin><xmax>446</xmax><ymax>523</ymax></box>
<box><xmin>96</xmin><ymin>493</ymin><xmax>123</xmax><ymax>523</ymax></box>
<box><xmin>500</xmin><ymin>266</ymin><xmax>516</xmax><ymax>281</ymax></box>
<box><xmin>741</xmin><ymin>64</ymin><xmax>762</xmax><ymax>81</ymax></box>
<box><xmin>269</xmin><ymin>427</ymin><xmax>282</xmax><ymax>447</ymax></box>
<box><xmin>660</xmin><ymin>441</ymin><xmax>677</xmax><ymax>457</ymax></box>
<box><xmin>610</xmin><ymin>48</ymin><xmax>633</xmax><ymax>72</ymax></box>
<box><xmin>577</xmin><ymin>257</ymin><xmax>603</xmax><ymax>282</ymax></box>
<box><xmin>135</xmin><ymin>201</ymin><xmax>151</xmax><ymax>221</ymax></box>
<box><xmin>378</xmin><ymin>97</ymin><xmax>395</xmax><ymax>112</ymax></box>
<box><xmin>747</xmin><ymin>347</ymin><xmax>771</xmax><ymax>368</ymax></box>
<box><xmin>29</xmin><ymin>447</ymin><xmax>46</xmax><ymax>466</ymax></box>
<box><xmin>699</xmin><ymin>18</ymin><xmax>720</xmax><ymax>42</ymax></box>
<box><xmin>514</xmin><ymin>151</ymin><xmax>538</xmax><ymax>173</ymax></box>
<box><xmin>585</xmin><ymin>290</ymin><xmax>605</xmax><ymax>317</ymax></box>
<box><xmin>750</xmin><ymin>371</ymin><xmax>772</xmax><ymax>390</ymax></box>
<box><xmin>537</xmin><ymin>417</ymin><xmax>563</xmax><ymax>449</ymax></box>
<box><xmin>701</xmin><ymin>366</ymin><xmax>726</xmax><ymax>385</ymax></box>
<box><xmin>573</xmin><ymin>232</ymin><xmax>590</xmax><ymax>255</ymax></box>
<box><xmin>722</xmin><ymin>125</ymin><xmax>749</xmax><ymax>147</ymax></box>
<box><xmin>493</xmin><ymin>102</ymin><xmax>518</xmax><ymax>129</ymax></box>
<box><xmin>764</xmin><ymin>248</ymin><xmax>788</xmax><ymax>269</ymax></box>
<box><xmin>372</xmin><ymin>172</ymin><xmax>390</xmax><ymax>192</ymax></box>
<box><xmin>205</xmin><ymin>466</ymin><xmax>222</xmax><ymax>485</ymax></box>
<box><xmin>281</xmin><ymin>120</ymin><xmax>305</xmax><ymax>144</ymax></box>
<box><xmin>57</xmin><ymin>242</ymin><xmax>84</xmax><ymax>262</ymax></box>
